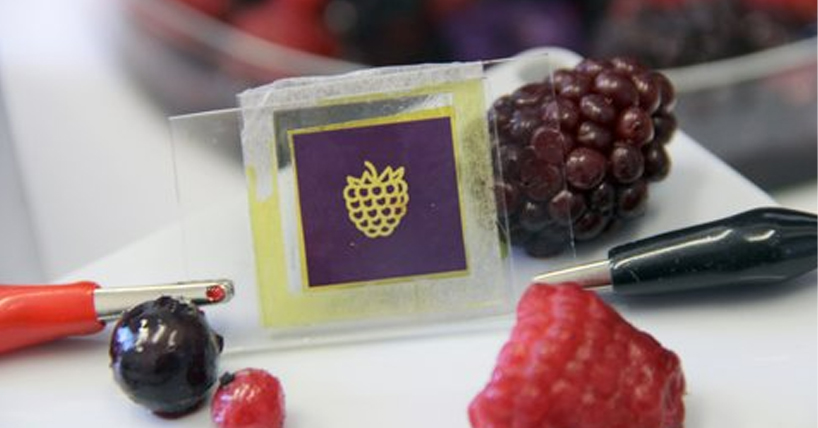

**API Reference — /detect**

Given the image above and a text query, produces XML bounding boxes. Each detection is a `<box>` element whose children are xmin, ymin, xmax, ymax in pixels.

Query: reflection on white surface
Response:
<box><xmin>773</xmin><ymin>181</ymin><xmax>818</xmax><ymax>213</ymax></box>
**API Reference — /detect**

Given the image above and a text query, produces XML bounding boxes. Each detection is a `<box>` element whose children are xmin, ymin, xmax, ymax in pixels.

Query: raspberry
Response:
<box><xmin>492</xmin><ymin>57</ymin><xmax>676</xmax><ymax>257</ymax></box>
<box><xmin>469</xmin><ymin>284</ymin><xmax>686</xmax><ymax>428</ymax></box>
<box><xmin>211</xmin><ymin>368</ymin><xmax>286</xmax><ymax>428</ymax></box>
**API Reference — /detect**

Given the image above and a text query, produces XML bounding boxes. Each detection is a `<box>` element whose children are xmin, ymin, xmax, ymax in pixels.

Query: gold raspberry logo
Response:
<box><xmin>343</xmin><ymin>161</ymin><xmax>409</xmax><ymax>238</ymax></box>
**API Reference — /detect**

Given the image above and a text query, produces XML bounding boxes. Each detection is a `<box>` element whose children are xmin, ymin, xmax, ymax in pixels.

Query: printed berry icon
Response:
<box><xmin>469</xmin><ymin>284</ymin><xmax>686</xmax><ymax>428</ymax></box>
<box><xmin>343</xmin><ymin>160</ymin><xmax>410</xmax><ymax>238</ymax></box>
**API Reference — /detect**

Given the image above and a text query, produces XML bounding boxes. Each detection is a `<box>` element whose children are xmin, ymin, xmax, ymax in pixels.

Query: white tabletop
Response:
<box><xmin>0</xmin><ymin>130</ymin><xmax>815</xmax><ymax>428</ymax></box>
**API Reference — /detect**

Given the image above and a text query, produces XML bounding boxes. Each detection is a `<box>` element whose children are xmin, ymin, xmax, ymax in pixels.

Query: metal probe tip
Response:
<box><xmin>532</xmin><ymin>260</ymin><xmax>613</xmax><ymax>291</ymax></box>
<box><xmin>94</xmin><ymin>279</ymin><xmax>235</xmax><ymax>321</ymax></box>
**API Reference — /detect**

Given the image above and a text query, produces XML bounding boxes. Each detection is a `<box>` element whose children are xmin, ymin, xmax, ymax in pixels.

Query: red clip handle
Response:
<box><xmin>0</xmin><ymin>281</ymin><xmax>105</xmax><ymax>354</ymax></box>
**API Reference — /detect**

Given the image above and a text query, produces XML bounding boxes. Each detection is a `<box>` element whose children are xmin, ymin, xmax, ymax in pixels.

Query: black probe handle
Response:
<box><xmin>608</xmin><ymin>207</ymin><xmax>817</xmax><ymax>295</ymax></box>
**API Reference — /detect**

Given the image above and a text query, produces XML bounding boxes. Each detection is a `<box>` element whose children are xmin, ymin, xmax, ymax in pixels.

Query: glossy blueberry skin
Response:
<box><xmin>109</xmin><ymin>297</ymin><xmax>223</xmax><ymax>417</ymax></box>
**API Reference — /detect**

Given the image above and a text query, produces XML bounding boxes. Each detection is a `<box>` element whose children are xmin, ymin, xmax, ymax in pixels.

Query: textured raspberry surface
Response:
<box><xmin>211</xmin><ymin>368</ymin><xmax>285</xmax><ymax>428</ymax></box>
<box><xmin>469</xmin><ymin>284</ymin><xmax>685</xmax><ymax>428</ymax></box>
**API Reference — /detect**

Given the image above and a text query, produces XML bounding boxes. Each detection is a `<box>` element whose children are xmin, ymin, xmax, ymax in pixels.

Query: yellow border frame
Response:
<box><xmin>286</xmin><ymin>107</ymin><xmax>470</xmax><ymax>291</ymax></box>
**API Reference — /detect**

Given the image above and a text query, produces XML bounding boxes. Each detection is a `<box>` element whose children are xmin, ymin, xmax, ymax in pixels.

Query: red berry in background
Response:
<box><xmin>230</xmin><ymin>1</ymin><xmax>339</xmax><ymax>57</ymax></box>
<box><xmin>427</xmin><ymin>0</ymin><xmax>479</xmax><ymax>19</ymax></box>
<box><xmin>171</xmin><ymin>0</ymin><xmax>231</xmax><ymax>19</ymax></box>
<box><xmin>492</xmin><ymin>57</ymin><xmax>676</xmax><ymax>257</ymax></box>
<box><xmin>211</xmin><ymin>368</ymin><xmax>285</xmax><ymax>428</ymax></box>
<box><xmin>742</xmin><ymin>0</ymin><xmax>817</xmax><ymax>21</ymax></box>
<box><xmin>469</xmin><ymin>284</ymin><xmax>686</xmax><ymax>428</ymax></box>
<box><xmin>278</xmin><ymin>0</ymin><xmax>329</xmax><ymax>14</ymax></box>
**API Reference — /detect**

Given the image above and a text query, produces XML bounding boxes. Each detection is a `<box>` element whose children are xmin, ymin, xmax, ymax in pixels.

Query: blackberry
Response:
<box><xmin>492</xmin><ymin>57</ymin><xmax>676</xmax><ymax>257</ymax></box>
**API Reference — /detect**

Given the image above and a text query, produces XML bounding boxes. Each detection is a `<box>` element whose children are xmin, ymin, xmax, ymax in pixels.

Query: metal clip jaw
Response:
<box><xmin>94</xmin><ymin>279</ymin><xmax>234</xmax><ymax>321</ymax></box>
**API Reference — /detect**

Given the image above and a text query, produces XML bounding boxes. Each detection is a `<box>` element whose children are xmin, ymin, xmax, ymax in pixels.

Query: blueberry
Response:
<box><xmin>109</xmin><ymin>297</ymin><xmax>223</xmax><ymax>418</ymax></box>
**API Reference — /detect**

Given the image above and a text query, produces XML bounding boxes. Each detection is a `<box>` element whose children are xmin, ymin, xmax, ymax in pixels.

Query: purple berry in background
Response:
<box><xmin>440</xmin><ymin>0</ymin><xmax>584</xmax><ymax>61</ymax></box>
<box><xmin>490</xmin><ymin>57</ymin><xmax>677</xmax><ymax>257</ymax></box>
<box><xmin>589</xmin><ymin>0</ymin><xmax>814</xmax><ymax>69</ymax></box>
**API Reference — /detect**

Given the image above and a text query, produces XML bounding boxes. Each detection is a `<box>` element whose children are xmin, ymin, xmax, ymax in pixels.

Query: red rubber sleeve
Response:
<box><xmin>0</xmin><ymin>281</ymin><xmax>105</xmax><ymax>354</ymax></box>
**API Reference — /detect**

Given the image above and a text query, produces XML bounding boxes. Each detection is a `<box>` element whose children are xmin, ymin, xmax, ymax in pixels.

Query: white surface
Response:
<box><xmin>1</xmin><ymin>49</ymin><xmax>816</xmax><ymax>427</ymax></box>
<box><xmin>0</xmin><ymin>84</ymin><xmax>44</xmax><ymax>281</ymax></box>
<box><xmin>774</xmin><ymin>180</ymin><xmax>818</xmax><ymax>213</ymax></box>
<box><xmin>0</xmin><ymin>0</ymin><xmax>179</xmax><ymax>279</ymax></box>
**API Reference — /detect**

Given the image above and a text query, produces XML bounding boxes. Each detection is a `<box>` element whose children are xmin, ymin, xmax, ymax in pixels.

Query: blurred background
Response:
<box><xmin>1</xmin><ymin>0</ymin><xmax>815</xmax><ymax>281</ymax></box>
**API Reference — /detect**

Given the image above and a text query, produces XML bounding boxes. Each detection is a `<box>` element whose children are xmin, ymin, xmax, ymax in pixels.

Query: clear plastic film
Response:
<box><xmin>168</xmin><ymin>50</ymin><xmax>580</xmax><ymax>351</ymax></box>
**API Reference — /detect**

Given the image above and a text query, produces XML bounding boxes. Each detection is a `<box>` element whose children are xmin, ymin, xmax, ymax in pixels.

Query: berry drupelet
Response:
<box><xmin>491</xmin><ymin>57</ymin><xmax>677</xmax><ymax>257</ymax></box>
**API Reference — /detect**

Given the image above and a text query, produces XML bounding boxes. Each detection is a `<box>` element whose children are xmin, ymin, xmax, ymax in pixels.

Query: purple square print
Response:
<box><xmin>291</xmin><ymin>115</ymin><xmax>468</xmax><ymax>287</ymax></box>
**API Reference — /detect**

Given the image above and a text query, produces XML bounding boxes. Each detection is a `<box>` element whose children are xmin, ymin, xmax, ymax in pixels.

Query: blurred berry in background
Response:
<box><xmin>593</xmin><ymin>0</ymin><xmax>816</xmax><ymax>68</ymax></box>
<box><xmin>152</xmin><ymin>0</ymin><xmax>815</xmax><ymax>69</ymax></box>
<box><xmin>119</xmin><ymin>0</ymin><xmax>816</xmax><ymax>190</ymax></box>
